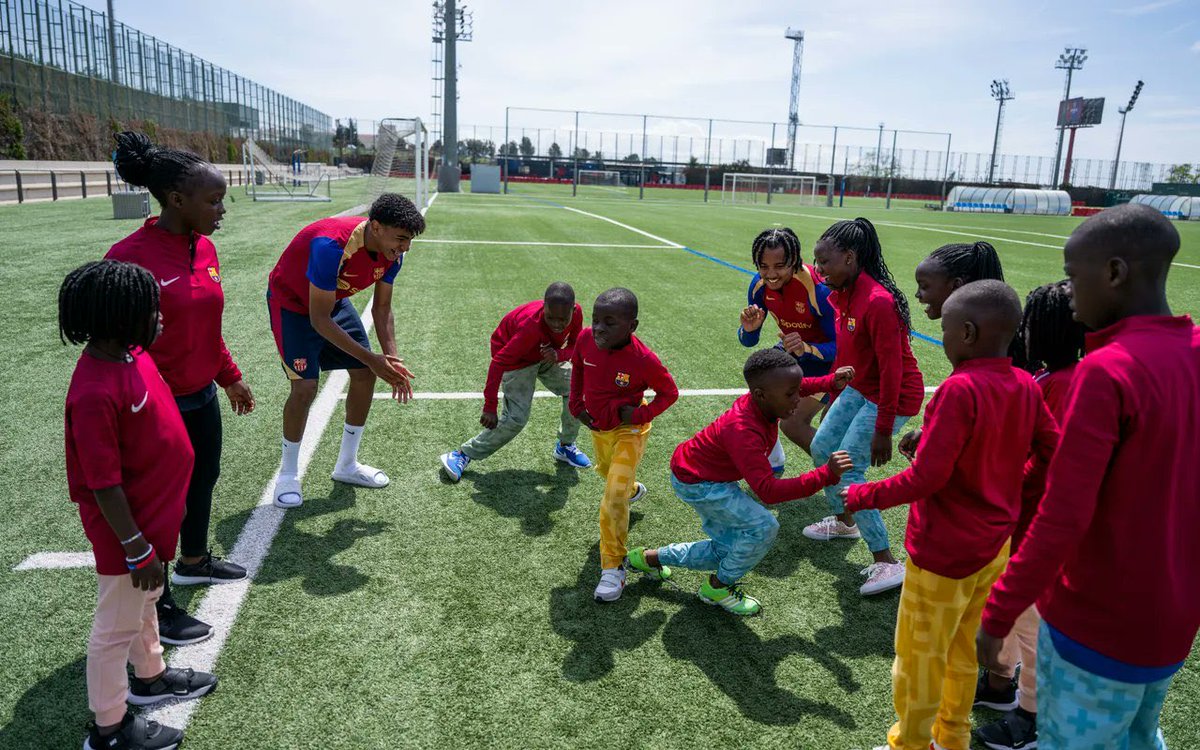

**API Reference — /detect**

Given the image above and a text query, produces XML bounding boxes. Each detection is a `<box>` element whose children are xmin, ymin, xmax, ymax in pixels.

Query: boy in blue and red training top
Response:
<box><xmin>977</xmin><ymin>204</ymin><xmax>1200</xmax><ymax>750</ymax></box>
<box><xmin>628</xmin><ymin>348</ymin><xmax>854</xmax><ymax>617</ymax></box>
<box><xmin>267</xmin><ymin>193</ymin><xmax>425</xmax><ymax>509</ymax></box>
<box><xmin>570</xmin><ymin>288</ymin><xmax>678</xmax><ymax>603</ymax></box>
<box><xmin>440</xmin><ymin>282</ymin><xmax>589</xmax><ymax>481</ymax></box>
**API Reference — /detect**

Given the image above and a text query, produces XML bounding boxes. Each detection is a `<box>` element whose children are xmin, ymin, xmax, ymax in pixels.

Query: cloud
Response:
<box><xmin>1113</xmin><ymin>0</ymin><xmax>1180</xmax><ymax>15</ymax></box>
<box><xmin>1192</xmin><ymin>40</ymin><xmax>1200</xmax><ymax>53</ymax></box>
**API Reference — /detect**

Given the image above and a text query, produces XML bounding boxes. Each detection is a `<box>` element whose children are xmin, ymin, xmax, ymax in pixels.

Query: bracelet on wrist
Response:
<box><xmin>126</xmin><ymin>548</ymin><xmax>157</xmax><ymax>571</ymax></box>
<box><xmin>125</xmin><ymin>546</ymin><xmax>154</xmax><ymax>565</ymax></box>
<box><xmin>120</xmin><ymin>531</ymin><xmax>144</xmax><ymax>545</ymax></box>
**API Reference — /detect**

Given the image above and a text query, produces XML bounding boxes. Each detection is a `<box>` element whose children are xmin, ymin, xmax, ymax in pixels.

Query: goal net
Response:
<box><xmin>721</xmin><ymin>173</ymin><xmax>819</xmax><ymax>207</ymax></box>
<box><xmin>242</xmin><ymin>139</ymin><xmax>331</xmax><ymax>202</ymax></box>
<box><xmin>367</xmin><ymin>118</ymin><xmax>433</xmax><ymax>211</ymax></box>
<box><xmin>578</xmin><ymin>169</ymin><xmax>621</xmax><ymax>187</ymax></box>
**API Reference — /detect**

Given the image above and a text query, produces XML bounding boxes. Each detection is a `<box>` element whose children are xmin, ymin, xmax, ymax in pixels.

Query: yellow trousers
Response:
<box><xmin>888</xmin><ymin>543</ymin><xmax>1010</xmax><ymax>750</ymax></box>
<box><xmin>591</xmin><ymin>422</ymin><xmax>650</xmax><ymax>570</ymax></box>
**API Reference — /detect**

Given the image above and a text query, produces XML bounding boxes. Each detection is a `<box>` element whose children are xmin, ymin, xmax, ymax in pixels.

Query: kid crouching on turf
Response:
<box><xmin>628</xmin><ymin>348</ymin><xmax>854</xmax><ymax>616</ymax></box>
<box><xmin>61</xmin><ymin>260</ymin><xmax>218</xmax><ymax>750</ymax></box>
<box><xmin>570</xmin><ymin>288</ymin><xmax>678</xmax><ymax>603</ymax></box>
<box><xmin>842</xmin><ymin>280</ymin><xmax>1059</xmax><ymax>750</ymax></box>
<box><xmin>440</xmin><ymin>282</ymin><xmax>588</xmax><ymax>481</ymax></box>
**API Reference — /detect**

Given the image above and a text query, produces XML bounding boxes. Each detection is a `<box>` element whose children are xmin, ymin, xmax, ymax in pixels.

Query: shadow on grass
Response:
<box><xmin>464</xmin><ymin>465</ymin><xmax>580</xmax><ymax>536</ymax></box>
<box><xmin>214</xmin><ymin>483</ymin><xmax>388</xmax><ymax>597</ymax></box>
<box><xmin>0</xmin><ymin>657</ymin><xmax>88</xmax><ymax>747</ymax></box>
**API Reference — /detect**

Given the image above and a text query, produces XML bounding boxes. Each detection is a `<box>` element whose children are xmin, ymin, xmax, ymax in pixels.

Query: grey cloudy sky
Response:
<box><xmin>88</xmin><ymin>0</ymin><xmax>1198</xmax><ymax>167</ymax></box>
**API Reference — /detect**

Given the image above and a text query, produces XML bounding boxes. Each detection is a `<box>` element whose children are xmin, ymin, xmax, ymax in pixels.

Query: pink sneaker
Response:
<box><xmin>859</xmin><ymin>561</ymin><xmax>905</xmax><ymax>596</ymax></box>
<box><xmin>802</xmin><ymin>516</ymin><xmax>862</xmax><ymax>541</ymax></box>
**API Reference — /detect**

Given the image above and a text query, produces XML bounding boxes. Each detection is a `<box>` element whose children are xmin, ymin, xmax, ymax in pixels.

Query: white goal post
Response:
<box><xmin>578</xmin><ymin>169</ymin><xmax>621</xmax><ymax>187</ymax></box>
<box><xmin>721</xmin><ymin>172</ymin><xmax>819</xmax><ymax>206</ymax></box>
<box><xmin>367</xmin><ymin>117</ymin><xmax>433</xmax><ymax>211</ymax></box>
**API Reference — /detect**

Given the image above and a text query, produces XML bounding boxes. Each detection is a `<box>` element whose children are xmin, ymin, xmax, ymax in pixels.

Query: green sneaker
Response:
<box><xmin>626</xmin><ymin>547</ymin><xmax>672</xmax><ymax>582</ymax></box>
<box><xmin>698</xmin><ymin>579</ymin><xmax>762</xmax><ymax>616</ymax></box>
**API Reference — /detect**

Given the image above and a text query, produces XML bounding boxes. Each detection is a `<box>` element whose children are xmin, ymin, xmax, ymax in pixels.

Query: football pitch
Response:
<box><xmin>2</xmin><ymin>180</ymin><xmax>1198</xmax><ymax>749</ymax></box>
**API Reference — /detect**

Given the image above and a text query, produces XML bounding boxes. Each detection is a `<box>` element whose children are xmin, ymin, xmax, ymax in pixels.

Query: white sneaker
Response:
<box><xmin>802</xmin><ymin>515</ymin><xmax>862</xmax><ymax>541</ymax></box>
<box><xmin>593</xmin><ymin>567</ymin><xmax>626</xmax><ymax>602</ymax></box>
<box><xmin>273</xmin><ymin>475</ymin><xmax>303</xmax><ymax>508</ymax></box>
<box><xmin>628</xmin><ymin>482</ymin><xmax>647</xmax><ymax>504</ymax></box>
<box><xmin>331</xmin><ymin>462</ymin><xmax>390</xmax><ymax>488</ymax></box>
<box><xmin>860</xmin><ymin>561</ymin><xmax>905</xmax><ymax>596</ymax></box>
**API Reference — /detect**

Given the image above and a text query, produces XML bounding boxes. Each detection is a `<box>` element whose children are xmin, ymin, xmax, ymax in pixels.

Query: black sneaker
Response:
<box><xmin>84</xmin><ymin>711</ymin><xmax>183</xmax><ymax>750</ymax></box>
<box><xmin>171</xmin><ymin>551</ymin><xmax>247</xmax><ymax>585</ymax></box>
<box><xmin>128</xmin><ymin>666</ymin><xmax>218</xmax><ymax>706</ymax></box>
<box><xmin>974</xmin><ymin>707</ymin><xmax>1038</xmax><ymax>749</ymax></box>
<box><xmin>973</xmin><ymin>668</ymin><xmax>1019</xmax><ymax>711</ymax></box>
<box><xmin>157</xmin><ymin>600</ymin><xmax>212</xmax><ymax>647</ymax></box>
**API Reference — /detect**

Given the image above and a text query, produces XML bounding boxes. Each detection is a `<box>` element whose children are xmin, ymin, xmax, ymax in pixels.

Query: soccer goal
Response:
<box><xmin>721</xmin><ymin>173</ymin><xmax>819</xmax><ymax>207</ymax></box>
<box><xmin>242</xmin><ymin>139</ymin><xmax>332</xmax><ymax>202</ymax></box>
<box><xmin>367</xmin><ymin>118</ymin><xmax>433</xmax><ymax>211</ymax></box>
<box><xmin>578</xmin><ymin>169</ymin><xmax>621</xmax><ymax>187</ymax></box>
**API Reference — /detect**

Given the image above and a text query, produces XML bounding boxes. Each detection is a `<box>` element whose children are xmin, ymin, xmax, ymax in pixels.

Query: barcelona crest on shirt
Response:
<box><xmin>373</xmin><ymin>267</ymin><xmax>386</xmax><ymax>281</ymax></box>
<box><xmin>615</xmin><ymin>372</ymin><xmax>631</xmax><ymax>388</ymax></box>
<box><xmin>847</xmin><ymin>317</ymin><xmax>857</xmax><ymax>332</ymax></box>
<box><xmin>208</xmin><ymin>266</ymin><xmax>221</xmax><ymax>283</ymax></box>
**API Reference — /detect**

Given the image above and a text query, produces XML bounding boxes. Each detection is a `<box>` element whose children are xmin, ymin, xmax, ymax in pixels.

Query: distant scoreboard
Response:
<box><xmin>1057</xmin><ymin>97</ymin><xmax>1105</xmax><ymax>128</ymax></box>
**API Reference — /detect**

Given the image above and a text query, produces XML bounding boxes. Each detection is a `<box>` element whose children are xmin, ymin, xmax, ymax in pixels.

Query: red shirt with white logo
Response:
<box><xmin>65</xmin><ymin>350</ymin><xmax>194</xmax><ymax>575</ymax></box>
<box><xmin>106</xmin><ymin>218</ymin><xmax>242</xmax><ymax>397</ymax></box>
<box><xmin>484</xmin><ymin>300</ymin><xmax>584</xmax><ymax>413</ymax></box>
<box><xmin>568</xmin><ymin>328</ymin><xmax>678</xmax><ymax>432</ymax></box>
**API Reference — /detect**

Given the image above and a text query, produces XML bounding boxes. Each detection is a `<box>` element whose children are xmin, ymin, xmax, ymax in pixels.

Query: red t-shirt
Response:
<box><xmin>671</xmin><ymin>388</ymin><xmax>840</xmax><ymax>505</ymax></box>
<box><xmin>568</xmin><ymin>328</ymin><xmax>678</xmax><ymax>432</ymax></box>
<box><xmin>829</xmin><ymin>273</ymin><xmax>924</xmax><ymax>434</ymax></box>
<box><xmin>65</xmin><ymin>350</ymin><xmax>194</xmax><ymax>575</ymax></box>
<box><xmin>483</xmin><ymin>300</ymin><xmax>583</xmax><ymax>413</ymax></box>
<box><xmin>106</xmin><ymin>219</ymin><xmax>242</xmax><ymax>396</ymax></box>
<box><xmin>267</xmin><ymin>217</ymin><xmax>402</xmax><ymax>315</ymax></box>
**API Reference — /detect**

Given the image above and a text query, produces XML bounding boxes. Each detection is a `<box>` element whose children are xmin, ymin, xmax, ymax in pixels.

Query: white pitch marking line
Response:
<box><xmin>13</xmin><ymin>552</ymin><xmax>94</xmax><ymax>570</ymax></box>
<box><xmin>358</xmin><ymin>386</ymin><xmax>941</xmax><ymax>400</ymax></box>
<box><xmin>414</xmin><ymin>239</ymin><xmax>672</xmax><ymax>248</ymax></box>
<box><xmin>559</xmin><ymin>205</ymin><xmax>685</xmax><ymax>248</ymax></box>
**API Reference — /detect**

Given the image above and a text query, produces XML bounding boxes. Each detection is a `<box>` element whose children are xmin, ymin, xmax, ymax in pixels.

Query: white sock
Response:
<box><xmin>281</xmin><ymin>438</ymin><xmax>301</xmax><ymax>477</ymax></box>
<box><xmin>337</xmin><ymin>423</ymin><xmax>364</xmax><ymax>471</ymax></box>
<box><xmin>768</xmin><ymin>436</ymin><xmax>786</xmax><ymax>468</ymax></box>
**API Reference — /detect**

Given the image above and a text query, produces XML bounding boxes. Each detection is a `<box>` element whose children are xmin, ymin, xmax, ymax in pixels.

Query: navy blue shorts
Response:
<box><xmin>268</xmin><ymin>293</ymin><xmax>371</xmax><ymax>380</ymax></box>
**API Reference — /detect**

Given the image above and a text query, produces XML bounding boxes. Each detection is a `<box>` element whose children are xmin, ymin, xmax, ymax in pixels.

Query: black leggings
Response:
<box><xmin>179</xmin><ymin>394</ymin><xmax>223</xmax><ymax>558</ymax></box>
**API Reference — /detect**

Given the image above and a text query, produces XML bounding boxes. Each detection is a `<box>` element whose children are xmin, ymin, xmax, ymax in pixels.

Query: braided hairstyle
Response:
<box><xmin>112</xmin><ymin>131</ymin><xmax>209</xmax><ymax>204</ymax></box>
<box><xmin>59</xmin><ymin>260</ymin><xmax>159</xmax><ymax>350</ymax></box>
<box><xmin>819</xmin><ymin>217</ymin><xmax>912</xmax><ymax>332</ymax></box>
<box><xmin>925</xmin><ymin>241</ymin><xmax>1004</xmax><ymax>283</ymax></box>
<box><xmin>751</xmin><ymin>227</ymin><xmax>803</xmax><ymax>271</ymax></box>
<box><xmin>1018</xmin><ymin>280</ymin><xmax>1086</xmax><ymax>373</ymax></box>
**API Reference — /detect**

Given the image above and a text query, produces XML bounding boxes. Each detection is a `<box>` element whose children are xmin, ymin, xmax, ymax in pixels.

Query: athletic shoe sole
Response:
<box><xmin>127</xmin><ymin>679</ymin><xmax>217</xmax><ymax>706</ymax></box>
<box><xmin>801</xmin><ymin>527</ymin><xmax>862</xmax><ymax>541</ymax></box>
<box><xmin>860</xmin><ymin>574</ymin><xmax>905</xmax><ymax>596</ymax></box>
<box><xmin>439</xmin><ymin>454</ymin><xmax>463</xmax><ymax>483</ymax></box>
<box><xmin>593</xmin><ymin>589</ymin><xmax>623</xmax><ymax>603</ymax></box>
<box><xmin>628</xmin><ymin>482</ymin><xmax>647</xmax><ymax>504</ymax></box>
<box><xmin>170</xmin><ymin>571</ymin><xmax>246</xmax><ymax>586</ymax></box>
<box><xmin>981</xmin><ymin>741</ymin><xmax>1037</xmax><ymax>750</ymax></box>
<box><xmin>85</xmin><ymin>739</ymin><xmax>181</xmax><ymax>750</ymax></box>
<box><xmin>158</xmin><ymin>629</ymin><xmax>213</xmax><ymax>648</ymax></box>
<box><xmin>696</xmin><ymin>592</ymin><xmax>761</xmax><ymax>617</ymax></box>
<box><xmin>974</xmin><ymin>697</ymin><xmax>1021</xmax><ymax>712</ymax></box>
<box><xmin>553</xmin><ymin>451</ymin><xmax>591</xmax><ymax>469</ymax></box>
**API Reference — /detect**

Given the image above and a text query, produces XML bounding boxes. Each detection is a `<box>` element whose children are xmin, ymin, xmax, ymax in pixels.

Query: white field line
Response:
<box><xmin>559</xmin><ymin>205</ymin><xmax>685</xmax><ymax>248</ymax></box>
<box><xmin>414</xmin><ymin>239</ymin><xmax>672</xmax><ymax>248</ymax></box>
<box><xmin>13</xmin><ymin>552</ymin><xmax>94</xmax><ymax>570</ymax></box>
<box><xmin>359</xmin><ymin>386</ymin><xmax>941</xmax><ymax>401</ymax></box>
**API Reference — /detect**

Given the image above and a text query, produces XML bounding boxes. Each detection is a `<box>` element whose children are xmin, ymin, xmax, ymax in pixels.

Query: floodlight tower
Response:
<box><xmin>988</xmin><ymin>79</ymin><xmax>1014</xmax><ymax>184</ymax></box>
<box><xmin>434</xmin><ymin>0</ymin><xmax>473</xmax><ymax>193</ymax></box>
<box><xmin>1051</xmin><ymin>47</ymin><xmax>1086</xmax><ymax>187</ymax></box>
<box><xmin>1109</xmin><ymin>80</ymin><xmax>1144</xmax><ymax>190</ymax></box>
<box><xmin>784</xmin><ymin>27</ymin><xmax>804</xmax><ymax>171</ymax></box>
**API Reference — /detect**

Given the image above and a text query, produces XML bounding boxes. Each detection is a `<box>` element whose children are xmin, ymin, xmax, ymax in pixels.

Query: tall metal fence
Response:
<box><xmin>0</xmin><ymin>0</ymin><xmax>332</xmax><ymax>153</ymax></box>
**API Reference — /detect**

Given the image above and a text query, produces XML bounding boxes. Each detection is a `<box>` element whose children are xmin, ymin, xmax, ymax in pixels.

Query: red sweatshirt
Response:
<box><xmin>981</xmin><ymin>316</ymin><xmax>1200</xmax><ymax>667</ymax></box>
<box><xmin>568</xmin><ymin>328</ymin><xmax>678</xmax><ymax>432</ymax></box>
<box><xmin>829</xmin><ymin>273</ymin><xmax>924</xmax><ymax>435</ymax></box>
<box><xmin>846</xmin><ymin>358</ymin><xmax>1058</xmax><ymax>579</ymax></box>
<box><xmin>483</xmin><ymin>301</ymin><xmax>583</xmax><ymax>413</ymax></box>
<box><xmin>672</xmin><ymin>385</ymin><xmax>840</xmax><ymax>504</ymax></box>
<box><xmin>106</xmin><ymin>219</ymin><xmax>242</xmax><ymax>396</ymax></box>
<box><xmin>1012</xmin><ymin>363</ymin><xmax>1078</xmax><ymax>549</ymax></box>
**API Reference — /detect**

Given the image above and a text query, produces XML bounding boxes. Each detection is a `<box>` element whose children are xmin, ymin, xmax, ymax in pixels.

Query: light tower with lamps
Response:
<box><xmin>988</xmin><ymin>79</ymin><xmax>1014</xmax><ymax>184</ymax></box>
<box><xmin>784</xmin><ymin>28</ymin><xmax>804</xmax><ymax>171</ymax></box>
<box><xmin>1109</xmin><ymin>80</ymin><xmax>1144</xmax><ymax>190</ymax></box>
<box><xmin>1051</xmin><ymin>47</ymin><xmax>1087</xmax><ymax>187</ymax></box>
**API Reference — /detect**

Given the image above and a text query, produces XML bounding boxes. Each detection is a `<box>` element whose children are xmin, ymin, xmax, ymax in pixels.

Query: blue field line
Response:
<box><xmin>507</xmin><ymin>191</ymin><xmax>945</xmax><ymax>346</ymax></box>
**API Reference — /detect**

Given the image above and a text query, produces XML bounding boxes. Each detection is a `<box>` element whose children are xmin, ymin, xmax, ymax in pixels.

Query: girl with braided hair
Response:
<box><xmin>61</xmin><ymin>260</ymin><xmax>218</xmax><ymax>750</ymax></box>
<box><xmin>738</xmin><ymin>227</ymin><xmax>838</xmax><ymax>458</ymax></box>
<box><xmin>107</xmin><ymin>131</ymin><xmax>254</xmax><ymax>647</ymax></box>
<box><xmin>805</xmin><ymin>217</ymin><xmax>925</xmax><ymax>596</ymax></box>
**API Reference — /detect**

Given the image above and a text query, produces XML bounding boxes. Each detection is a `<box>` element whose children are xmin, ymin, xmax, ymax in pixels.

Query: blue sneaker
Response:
<box><xmin>440</xmin><ymin>450</ymin><xmax>470</xmax><ymax>482</ymax></box>
<box><xmin>554</xmin><ymin>442</ymin><xmax>592</xmax><ymax>469</ymax></box>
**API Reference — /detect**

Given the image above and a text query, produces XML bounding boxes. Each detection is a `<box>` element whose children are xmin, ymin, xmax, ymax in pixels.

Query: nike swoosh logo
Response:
<box><xmin>131</xmin><ymin>392</ymin><xmax>149</xmax><ymax>413</ymax></box>
<box><xmin>160</xmin><ymin>276</ymin><xmax>180</xmax><ymax>287</ymax></box>
<box><xmin>583</xmin><ymin>359</ymin><xmax>597</xmax><ymax>367</ymax></box>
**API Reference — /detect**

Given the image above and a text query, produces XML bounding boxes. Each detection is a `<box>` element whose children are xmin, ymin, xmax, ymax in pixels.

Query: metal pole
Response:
<box><xmin>106</xmin><ymin>0</ymin><xmax>118</xmax><ymax>84</ymax></box>
<box><xmin>989</xmin><ymin>97</ymin><xmax>1004</xmax><ymax>184</ymax></box>
<box><xmin>874</xmin><ymin>122</ymin><xmax>883</xmax><ymax>193</ymax></box>
<box><xmin>1110</xmin><ymin>110</ymin><xmax>1127</xmax><ymax>191</ymax></box>
<box><xmin>940</xmin><ymin>133</ymin><xmax>952</xmax><ymax>209</ymax></box>
<box><xmin>828</xmin><ymin>126</ymin><xmax>838</xmax><ymax>207</ymax></box>
<box><xmin>572</xmin><ymin>110</ymin><xmax>579</xmax><ymax>197</ymax></box>
<box><xmin>886</xmin><ymin>129</ymin><xmax>897</xmax><ymax>209</ymax></box>
<box><xmin>503</xmin><ymin>107</ymin><xmax>509</xmax><ymax>194</ymax></box>
<box><xmin>1062</xmin><ymin>127</ymin><xmax>1078</xmax><ymax>186</ymax></box>
<box><xmin>704</xmin><ymin>119</ymin><xmax>713</xmax><ymax>203</ymax></box>
<box><xmin>639</xmin><ymin>115</ymin><xmax>646</xmax><ymax>200</ymax></box>
<box><xmin>437</xmin><ymin>0</ymin><xmax>460</xmax><ymax>192</ymax></box>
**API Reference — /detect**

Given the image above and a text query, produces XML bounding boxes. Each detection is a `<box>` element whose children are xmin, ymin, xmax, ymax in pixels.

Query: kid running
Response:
<box><xmin>61</xmin><ymin>260</ymin><xmax>218</xmax><ymax>750</ymax></box>
<box><xmin>268</xmin><ymin>194</ymin><xmax>424</xmax><ymax>508</ymax></box>
<box><xmin>737</xmin><ymin>228</ymin><xmax>837</xmax><ymax>457</ymax></box>
<box><xmin>440</xmin><ymin>282</ymin><xmax>589</xmax><ymax>481</ymax></box>
<box><xmin>570</xmin><ymin>288</ymin><xmax>678</xmax><ymax>603</ymax></box>
<box><xmin>843</xmin><ymin>280</ymin><xmax>1059</xmax><ymax>750</ymax></box>
<box><xmin>108</xmin><ymin>131</ymin><xmax>254</xmax><ymax>648</ymax></box>
<box><xmin>628</xmin><ymin>348</ymin><xmax>853</xmax><ymax>616</ymax></box>
<box><xmin>978</xmin><ymin>204</ymin><xmax>1200</xmax><ymax>750</ymax></box>
<box><xmin>807</xmin><ymin>218</ymin><xmax>925</xmax><ymax>596</ymax></box>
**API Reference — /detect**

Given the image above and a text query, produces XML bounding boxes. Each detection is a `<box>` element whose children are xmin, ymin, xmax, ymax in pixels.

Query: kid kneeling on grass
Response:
<box><xmin>628</xmin><ymin>348</ymin><xmax>853</xmax><ymax>616</ymax></box>
<box><xmin>440</xmin><ymin>282</ymin><xmax>588</xmax><ymax>482</ymax></box>
<box><xmin>841</xmin><ymin>280</ymin><xmax>1059</xmax><ymax>750</ymax></box>
<box><xmin>61</xmin><ymin>261</ymin><xmax>218</xmax><ymax>750</ymax></box>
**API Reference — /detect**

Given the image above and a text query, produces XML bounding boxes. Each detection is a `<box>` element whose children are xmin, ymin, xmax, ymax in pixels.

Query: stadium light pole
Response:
<box><xmin>988</xmin><ymin>79</ymin><xmax>1014</xmax><ymax>184</ymax></box>
<box><xmin>1051</xmin><ymin>47</ymin><xmax>1087</xmax><ymax>188</ymax></box>
<box><xmin>106</xmin><ymin>0</ymin><xmax>119</xmax><ymax>84</ymax></box>
<box><xmin>437</xmin><ymin>0</ymin><xmax>472</xmax><ymax>193</ymax></box>
<box><xmin>1109</xmin><ymin>80</ymin><xmax>1144</xmax><ymax>191</ymax></box>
